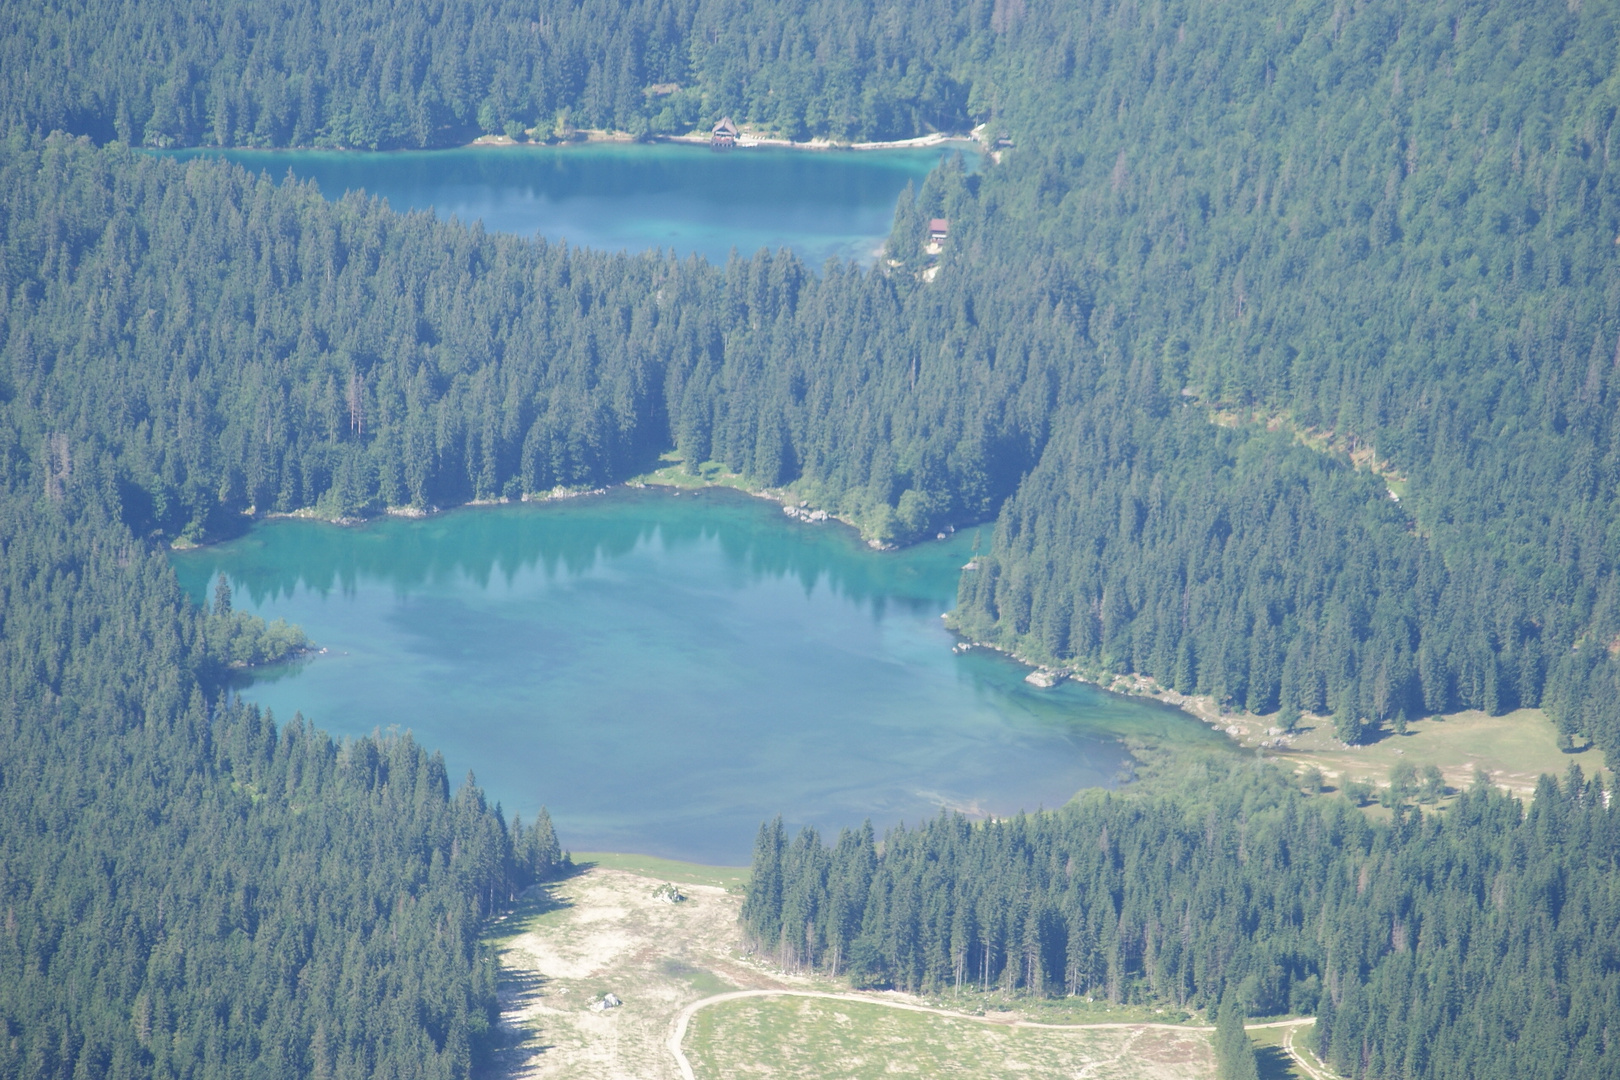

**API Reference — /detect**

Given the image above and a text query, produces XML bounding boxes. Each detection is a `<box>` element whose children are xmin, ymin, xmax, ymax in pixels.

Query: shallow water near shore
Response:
<box><xmin>173</xmin><ymin>488</ymin><xmax>1221</xmax><ymax>863</ymax></box>
<box><xmin>165</xmin><ymin>142</ymin><xmax>961</xmax><ymax>266</ymax></box>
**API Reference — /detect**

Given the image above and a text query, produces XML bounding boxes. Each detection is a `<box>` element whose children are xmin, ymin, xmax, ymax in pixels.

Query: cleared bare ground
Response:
<box><xmin>484</xmin><ymin>859</ymin><xmax>1228</xmax><ymax>1080</ymax></box>
<box><xmin>485</xmin><ymin>861</ymin><xmax>799</xmax><ymax>1080</ymax></box>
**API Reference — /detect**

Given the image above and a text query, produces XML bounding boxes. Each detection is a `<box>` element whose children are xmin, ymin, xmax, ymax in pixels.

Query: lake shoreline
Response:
<box><xmin>175</xmin><ymin>481</ymin><xmax>1237</xmax><ymax>768</ymax></box>
<box><xmin>466</xmin><ymin>128</ymin><xmax>981</xmax><ymax>154</ymax></box>
<box><xmin>201</xmin><ymin>477</ymin><xmax>1516</xmax><ymax>815</ymax></box>
<box><xmin>946</xmin><ymin>634</ymin><xmax>1279</xmax><ymax>749</ymax></box>
<box><xmin>624</xmin><ymin>458</ymin><xmax>900</xmax><ymax>550</ymax></box>
<box><xmin>183</xmin><ymin>484</ymin><xmax>1579</xmax><ymax>821</ymax></box>
<box><xmin>158</xmin><ymin>139</ymin><xmax>942</xmax><ymax>268</ymax></box>
<box><xmin>948</xmin><ymin>631</ymin><xmax>1598</xmax><ymax>802</ymax></box>
<box><xmin>621</xmin><ymin>463</ymin><xmax>1265</xmax><ymax>769</ymax></box>
<box><xmin>175</xmin><ymin>481</ymin><xmax>1155</xmax><ymax>862</ymax></box>
<box><xmin>171</xmin><ymin>484</ymin><xmax>1347</xmax><ymax>773</ymax></box>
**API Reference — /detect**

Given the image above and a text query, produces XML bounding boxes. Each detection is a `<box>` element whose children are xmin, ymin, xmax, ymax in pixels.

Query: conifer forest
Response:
<box><xmin>2</xmin><ymin>0</ymin><xmax>1618</xmax><ymax>1077</ymax></box>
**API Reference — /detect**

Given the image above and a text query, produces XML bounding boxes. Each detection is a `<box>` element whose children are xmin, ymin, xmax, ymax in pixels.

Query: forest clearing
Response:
<box><xmin>484</xmin><ymin>857</ymin><xmax>778</xmax><ymax>1079</ymax></box>
<box><xmin>680</xmin><ymin>995</ymin><xmax>1217</xmax><ymax>1080</ymax></box>
<box><xmin>484</xmin><ymin>858</ymin><xmax>1311</xmax><ymax>1080</ymax></box>
<box><xmin>1273</xmin><ymin>707</ymin><xmax>1603</xmax><ymax>801</ymax></box>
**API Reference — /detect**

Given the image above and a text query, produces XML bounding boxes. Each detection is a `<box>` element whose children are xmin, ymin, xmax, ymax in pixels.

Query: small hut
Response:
<box><xmin>928</xmin><ymin>218</ymin><xmax>950</xmax><ymax>242</ymax></box>
<box><xmin>711</xmin><ymin>117</ymin><xmax>738</xmax><ymax>148</ymax></box>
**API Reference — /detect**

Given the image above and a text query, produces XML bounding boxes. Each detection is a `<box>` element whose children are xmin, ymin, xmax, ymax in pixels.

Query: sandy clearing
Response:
<box><xmin>486</xmin><ymin>864</ymin><xmax>799</xmax><ymax>1080</ymax></box>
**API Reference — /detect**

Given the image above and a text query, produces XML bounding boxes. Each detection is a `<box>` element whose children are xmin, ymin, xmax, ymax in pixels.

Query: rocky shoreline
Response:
<box><xmin>946</xmin><ymin>634</ymin><xmax>1308</xmax><ymax>756</ymax></box>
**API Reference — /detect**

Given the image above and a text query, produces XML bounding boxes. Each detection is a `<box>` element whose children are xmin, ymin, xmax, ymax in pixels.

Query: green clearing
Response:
<box><xmin>1275</xmin><ymin>708</ymin><xmax>1607</xmax><ymax>802</ymax></box>
<box><xmin>629</xmin><ymin>452</ymin><xmax>857</xmax><ymax>530</ymax></box>
<box><xmin>628</xmin><ymin>452</ymin><xmax>762</xmax><ymax>493</ymax></box>
<box><xmin>898</xmin><ymin>990</ymin><xmax>1194</xmax><ymax>1028</ymax></box>
<box><xmin>570</xmin><ymin>851</ymin><xmax>749</xmax><ymax>891</ymax></box>
<box><xmin>661</xmin><ymin>957</ymin><xmax>738</xmax><ymax>996</ymax></box>
<box><xmin>683</xmin><ymin>996</ymin><xmax>1215</xmax><ymax>1080</ymax></box>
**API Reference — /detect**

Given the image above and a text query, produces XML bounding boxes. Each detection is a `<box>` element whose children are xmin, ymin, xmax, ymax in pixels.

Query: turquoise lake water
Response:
<box><xmin>173</xmin><ymin>489</ymin><xmax>1221</xmax><ymax>864</ymax></box>
<box><xmin>167</xmin><ymin>142</ymin><xmax>962</xmax><ymax>265</ymax></box>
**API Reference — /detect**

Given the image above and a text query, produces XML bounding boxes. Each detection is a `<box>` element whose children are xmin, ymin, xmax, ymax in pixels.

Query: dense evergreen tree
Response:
<box><xmin>1215</xmin><ymin>993</ymin><xmax>1259</xmax><ymax>1080</ymax></box>
<box><xmin>943</xmin><ymin>0</ymin><xmax>1620</xmax><ymax>761</ymax></box>
<box><xmin>0</xmin><ymin>0</ymin><xmax>973</xmax><ymax>147</ymax></box>
<box><xmin>0</xmin><ymin>452</ymin><xmax>564</xmax><ymax>1078</ymax></box>
<box><xmin>743</xmin><ymin>766</ymin><xmax>1620</xmax><ymax>1080</ymax></box>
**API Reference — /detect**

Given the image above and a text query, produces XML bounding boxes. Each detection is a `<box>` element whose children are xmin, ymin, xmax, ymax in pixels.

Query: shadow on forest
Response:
<box><xmin>1255</xmin><ymin>1045</ymin><xmax>1299</xmax><ymax>1080</ymax></box>
<box><xmin>480</xmin><ymin>871</ymin><xmax>586</xmax><ymax>1079</ymax></box>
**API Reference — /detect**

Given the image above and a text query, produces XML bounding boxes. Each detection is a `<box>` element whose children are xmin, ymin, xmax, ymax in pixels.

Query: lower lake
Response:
<box><xmin>173</xmin><ymin>488</ymin><xmax>1223</xmax><ymax>864</ymax></box>
<box><xmin>166</xmin><ymin>142</ymin><xmax>962</xmax><ymax>266</ymax></box>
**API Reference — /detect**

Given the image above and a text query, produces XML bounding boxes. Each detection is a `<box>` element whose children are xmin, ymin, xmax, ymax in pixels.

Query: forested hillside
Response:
<box><xmin>0</xmin><ymin>139</ymin><xmax>1047</xmax><ymax>556</ymax></box>
<box><xmin>10</xmin><ymin>3</ymin><xmax>1620</xmax><ymax>760</ymax></box>
<box><xmin>743</xmin><ymin>766</ymin><xmax>1620</xmax><ymax>1080</ymax></box>
<box><xmin>0</xmin><ymin>438</ymin><xmax>564</xmax><ymax>1076</ymax></box>
<box><xmin>6</xmin><ymin>0</ymin><xmax>1620</xmax><ymax>1078</ymax></box>
<box><xmin>0</xmin><ymin>0</ymin><xmax>975</xmax><ymax>147</ymax></box>
<box><xmin>952</xmin><ymin>0</ymin><xmax>1620</xmax><ymax>759</ymax></box>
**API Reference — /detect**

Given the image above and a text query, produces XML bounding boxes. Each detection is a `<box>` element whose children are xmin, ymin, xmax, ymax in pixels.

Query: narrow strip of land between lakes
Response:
<box><xmin>666</xmin><ymin>987</ymin><xmax>1317</xmax><ymax>1080</ymax></box>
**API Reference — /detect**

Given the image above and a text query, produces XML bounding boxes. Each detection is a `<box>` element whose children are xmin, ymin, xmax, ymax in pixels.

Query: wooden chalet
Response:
<box><xmin>711</xmin><ymin>117</ymin><xmax>738</xmax><ymax>148</ymax></box>
<box><xmin>928</xmin><ymin>218</ymin><xmax>950</xmax><ymax>242</ymax></box>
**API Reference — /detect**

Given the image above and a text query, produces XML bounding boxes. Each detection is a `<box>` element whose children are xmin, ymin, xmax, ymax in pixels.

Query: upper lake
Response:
<box><xmin>173</xmin><ymin>489</ymin><xmax>1222</xmax><ymax>865</ymax></box>
<box><xmin>167</xmin><ymin>142</ymin><xmax>963</xmax><ymax>265</ymax></box>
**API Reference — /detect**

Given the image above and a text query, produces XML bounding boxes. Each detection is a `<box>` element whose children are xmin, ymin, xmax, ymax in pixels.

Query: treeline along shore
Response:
<box><xmin>4</xmin><ymin>0</ymin><xmax>1620</xmax><ymax>1078</ymax></box>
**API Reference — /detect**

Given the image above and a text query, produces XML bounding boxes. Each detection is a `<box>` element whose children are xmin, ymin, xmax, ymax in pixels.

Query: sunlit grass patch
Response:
<box><xmin>572</xmin><ymin>851</ymin><xmax>749</xmax><ymax>891</ymax></box>
<box><xmin>684</xmin><ymin>995</ymin><xmax>1214</xmax><ymax>1080</ymax></box>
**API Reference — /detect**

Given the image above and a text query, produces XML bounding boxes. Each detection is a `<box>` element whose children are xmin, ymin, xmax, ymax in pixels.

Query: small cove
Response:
<box><xmin>165</xmin><ymin>142</ymin><xmax>961</xmax><ymax>265</ymax></box>
<box><xmin>174</xmin><ymin>489</ymin><xmax>1226</xmax><ymax>864</ymax></box>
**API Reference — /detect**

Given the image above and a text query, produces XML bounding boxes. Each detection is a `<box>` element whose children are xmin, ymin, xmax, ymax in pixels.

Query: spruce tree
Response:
<box><xmin>1215</xmin><ymin>991</ymin><xmax>1259</xmax><ymax>1080</ymax></box>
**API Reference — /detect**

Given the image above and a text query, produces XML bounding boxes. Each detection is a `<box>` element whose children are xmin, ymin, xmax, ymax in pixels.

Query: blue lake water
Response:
<box><xmin>173</xmin><ymin>489</ymin><xmax>1221</xmax><ymax>864</ymax></box>
<box><xmin>166</xmin><ymin>142</ymin><xmax>964</xmax><ymax>265</ymax></box>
